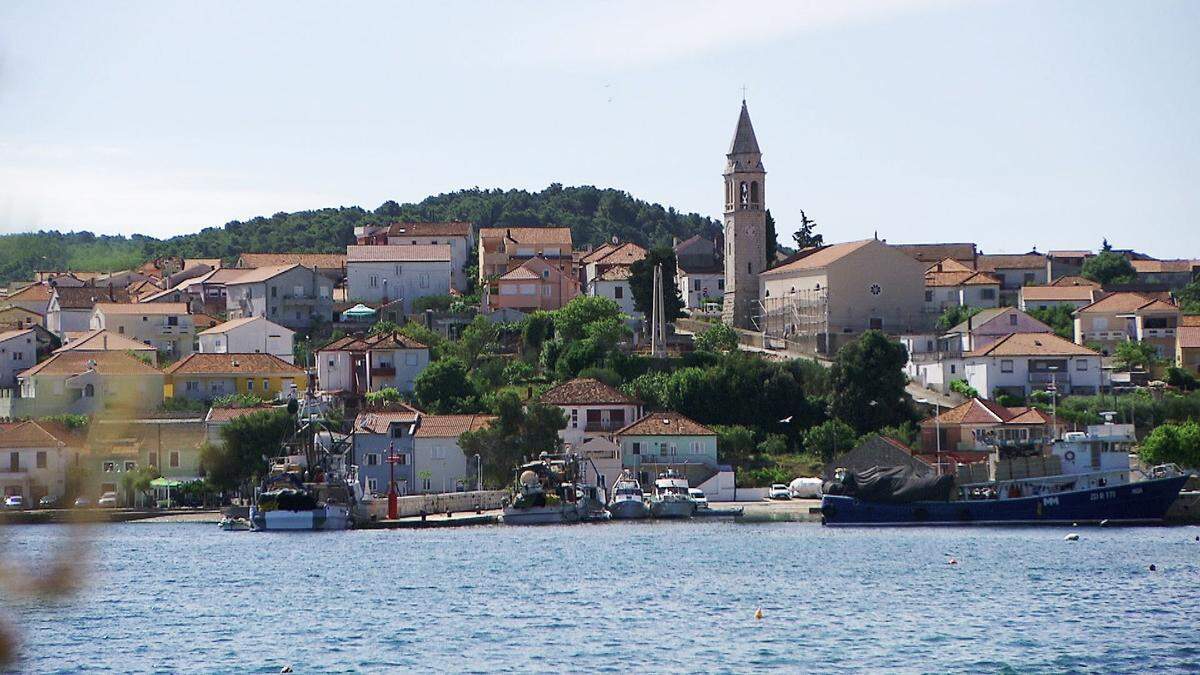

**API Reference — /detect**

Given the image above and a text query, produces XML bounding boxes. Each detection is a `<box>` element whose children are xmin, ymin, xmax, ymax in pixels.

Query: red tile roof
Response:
<box><xmin>164</xmin><ymin>353</ymin><xmax>305</xmax><ymax>376</ymax></box>
<box><xmin>539</xmin><ymin>378</ymin><xmax>640</xmax><ymax>406</ymax></box>
<box><xmin>237</xmin><ymin>253</ymin><xmax>346</xmax><ymax>270</ymax></box>
<box><xmin>225</xmin><ymin>264</ymin><xmax>305</xmax><ymax>285</ymax></box>
<box><xmin>762</xmin><ymin>240</ymin><xmax>876</xmax><ymax>277</ymax></box>
<box><xmin>385</xmin><ymin>222</ymin><xmax>472</xmax><ymax>237</ymax></box>
<box><xmin>1075</xmin><ymin>292</ymin><xmax>1178</xmax><ymax>315</ymax></box>
<box><xmin>1130</xmin><ymin>259</ymin><xmax>1198</xmax><ymax>273</ymax></box>
<box><xmin>925</xmin><ymin>270</ymin><xmax>1000</xmax><ymax>288</ymax></box>
<box><xmin>592</xmin><ymin>243</ymin><xmax>647</xmax><ymax>267</ymax></box>
<box><xmin>205</xmin><ymin>405</ymin><xmax>279</xmax><ymax>423</ymax></box>
<box><xmin>53</xmin><ymin>286</ymin><xmax>131</xmax><ymax>309</ymax></box>
<box><xmin>1020</xmin><ymin>286</ymin><xmax>1098</xmax><ymax>302</ymax></box>
<box><xmin>318</xmin><ymin>331</ymin><xmax>428</xmax><ymax>352</ymax></box>
<box><xmin>614</xmin><ymin>411</ymin><xmax>715</xmax><ymax>437</ymax></box>
<box><xmin>1178</xmin><ymin>327</ymin><xmax>1200</xmax><ymax>350</ymax></box>
<box><xmin>480</xmin><ymin>227</ymin><xmax>573</xmax><ymax>246</ymax></box>
<box><xmin>414</xmin><ymin>414</ymin><xmax>496</xmax><ymax>438</ymax></box>
<box><xmin>54</xmin><ymin>329</ymin><xmax>156</xmax><ymax>353</ymax></box>
<box><xmin>0</xmin><ymin>421</ymin><xmax>66</xmax><ymax>448</ymax></box>
<box><xmin>966</xmin><ymin>332</ymin><xmax>1098</xmax><ymax>357</ymax></box>
<box><xmin>20</xmin><ymin>351</ymin><xmax>162</xmax><ymax>377</ymax></box>
<box><xmin>346</xmin><ymin>245</ymin><xmax>452</xmax><ymax>262</ymax></box>
<box><xmin>976</xmin><ymin>253</ymin><xmax>1046</xmax><ymax>271</ymax></box>
<box><xmin>353</xmin><ymin>406</ymin><xmax>423</xmax><ymax>434</ymax></box>
<box><xmin>95</xmin><ymin>302</ymin><xmax>189</xmax><ymax>315</ymax></box>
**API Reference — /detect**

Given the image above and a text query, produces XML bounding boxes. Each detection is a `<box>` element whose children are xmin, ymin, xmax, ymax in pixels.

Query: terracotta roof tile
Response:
<box><xmin>198</xmin><ymin>316</ymin><xmax>294</xmax><ymax>336</ymax></box>
<box><xmin>614</xmin><ymin>411</ymin><xmax>715</xmax><ymax>437</ymax></box>
<box><xmin>317</xmin><ymin>331</ymin><xmax>428</xmax><ymax>352</ymax></box>
<box><xmin>925</xmin><ymin>258</ymin><xmax>974</xmax><ymax>273</ymax></box>
<box><xmin>5</xmin><ymin>284</ymin><xmax>54</xmax><ymax>302</ymax></box>
<box><xmin>479</xmin><ymin>227</ymin><xmax>573</xmax><ymax>246</ymax></box>
<box><xmin>966</xmin><ymin>332</ymin><xmax>1098</xmax><ymax>357</ymax></box>
<box><xmin>1180</xmin><ymin>315</ymin><xmax>1200</xmax><ymax>328</ymax></box>
<box><xmin>539</xmin><ymin>378</ymin><xmax>640</xmax><ymax>405</ymax></box>
<box><xmin>894</xmin><ymin>243</ymin><xmax>978</xmax><ymax>264</ymax></box>
<box><xmin>592</xmin><ymin>243</ymin><xmax>646</xmax><ymax>266</ymax></box>
<box><xmin>1130</xmin><ymin>259</ymin><xmax>1198</xmax><ymax>273</ymax></box>
<box><xmin>224</xmin><ymin>264</ymin><xmax>304</xmax><ymax>285</ymax></box>
<box><xmin>933</xmin><ymin>398</ymin><xmax>1012</xmax><ymax>425</ymax></box>
<box><xmin>53</xmin><ymin>286</ymin><xmax>131</xmax><ymax>309</ymax></box>
<box><xmin>580</xmin><ymin>243</ymin><xmax>617</xmax><ymax>264</ymax></box>
<box><xmin>761</xmin><ymin>240</ymin><xmax>875</xmax><ymax>276</ymax></box>
<box><xmin>347</xmin><ymin>245</ymin><xmax>452</xmax><ymax>262</ymax></box>
<box><xmin>976</xmin><ymin>253</ymin><xmax>1046</xmax><ymax>271</ymax></box>
<box><xmin>414</xmin><ymin>414</ymin><xmax>496</xmax><ymax>438</ymax></box>
<box><xmin>54</xmin><ymin>329</ymin><xmax>156</xmax><ymax>353</ymax></box>
<box><xmin>1075</xmin><ymin>292</ymin><xmax>1178</xmax><ymax>315</ymax></box>
<box><xmin>164</xmin><ymin>353</ymin><xmax>305</xmax><ymax>376</ymax></box>
<box><xmin>925</xmin><ymin>270</ymin><xmax>1000</xmax><ymax>287</ymax></box>
<box><xmin>95</xmin><ymin>302</ymin><xmax>189</xmax><ymax>315</ymax></box>
<box><xmin>1020</xmin><ymin>286</ymin><xmax>1099</xmax><ymax>302</ymax></box>
<box><xmin>20</xmin><ymin>351</ymin><xmax>162</xmax><ymax>377</ymax></box>
<box><xmin>205</xmin><ymin>405</ymin><xmax>279</xmax><ymax>423</ymax></box>
<box><xmin>0</xmin><ymin>421</ymin><xmax>64</xmax><ymax>448</ymax></box>
<box><xmin>1177</xmin><ymin>327</ymin><xmax>1200</xmax><ymax>350</ymax></box>
<box><xmin>596</xmin><ymin>266</ymin><xmax>633</xmax><ymax>281</ymax></box>
<box><xmin>237</xmin><ymin>253</ymin><xmax>346</xmax><ymax>270</ymax></box>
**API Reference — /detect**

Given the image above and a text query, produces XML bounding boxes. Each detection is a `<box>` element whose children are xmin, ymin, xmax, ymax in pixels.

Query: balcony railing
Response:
<box><xmin>584</xmin><ymin>420</ymin><xmax>626</xmax><ymax>432</ymax></box>
<box><xmin>282</xmin><ymin>295</ymin><xmax>320</xmax><ymax>305</ymax></box>
<box><xmin>1028</xmin><ymin>372</ymin><xmax>1071</xmax><ymax>386</ymax></box>
<box><xmin>1143</xmin><ymin>327</ymin><xmax>1175</xmax><ymax>338</ymax></box>
<box><xmin>371</xmin><ymin>365</ymin><xmax>396</xmax><ymax>377</ymax></box>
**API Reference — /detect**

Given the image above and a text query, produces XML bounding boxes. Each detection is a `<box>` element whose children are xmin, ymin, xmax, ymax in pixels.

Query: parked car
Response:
<box><xmin>97</xmin><ymin>492</ymin><xmax>119</xmax><ymax>508</ymax></box>
<box><xmin>38</xmin><ymin>495</ymin><xmax>60</xmax><ymax>509</ymax></box>
<box><xmin>3</xmin><ymin>495</ymin><xmax>24</xmax><ymax>510</ymax></box>
<box><xmin>768</xmin><ymin>484</ymin><xmax>792</xmax><ymax>500</ymax></box>
<box><xmin>688</xmin><ymin>488</ymin><xmax>709</xmax><ymax>510</ymax></box>
<box><xmin>74</xmin><ymin>496</ymin><xmax>92</xmax><ymax>508</ymax></box>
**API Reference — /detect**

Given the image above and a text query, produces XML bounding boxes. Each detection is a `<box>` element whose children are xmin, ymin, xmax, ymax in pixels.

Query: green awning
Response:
<box><xmin>341</xmin><ymin>303</ymin><xmax>377</xmax><ymax>320</ymax></box>
<box><xmin>149</xmin><ymin>478</ymin><xmax>183</xmax><ymax>488</ymax></box>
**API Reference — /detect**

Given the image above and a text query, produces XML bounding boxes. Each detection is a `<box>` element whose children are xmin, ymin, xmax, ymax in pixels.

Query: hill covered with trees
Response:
<box><xmin>0</xmin><ymin>184</ymin><xmax>722</xmax><ymax>283</ymax></box>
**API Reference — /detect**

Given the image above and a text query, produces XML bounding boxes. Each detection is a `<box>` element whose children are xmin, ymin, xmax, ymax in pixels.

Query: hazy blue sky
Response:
<box><xmin>1</xmin><ymin>1</ymin><xmax>1197</xmax><ymax>256</ymax></box>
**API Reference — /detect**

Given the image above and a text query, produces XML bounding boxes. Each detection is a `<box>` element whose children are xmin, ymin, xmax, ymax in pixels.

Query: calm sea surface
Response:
<box><xmin>3</xmin><ymin>521</ymin><xmax>1199</xmax><ymax>674</ymax></box>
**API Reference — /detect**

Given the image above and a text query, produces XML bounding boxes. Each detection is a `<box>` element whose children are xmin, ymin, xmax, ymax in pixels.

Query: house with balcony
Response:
<box><xmin>1129</xmin><ymin>259</ymin><xmax>1199</xmax><ymax>289</ymax></box>
<box><xmin>1019</xmin><ymin>284</ymin><xmax>1102</xmax><ymax>312</ymax></box>
<box><xmin>488</xmin><ymin>256</ymin><xmax>580</xmax><ymax>314</ymax></box>
<box><xmin>918</xmin><ymin>397</ymin><xmax>1061</xmax><ymax>467</ymax></box>
<box><xmin>674</xmin><ymin>236</ymin><xmax>724</xmax><ymax>310</ymax></box>
<box><xmin>1073</xmin><ymin>292</ymin><xmax>1180</xmax><ymax>358</ymax></box>
<box><xmin>85</xmin><ymin>414</ymin><xmax>207</xmax><ymax>503</ymax></box>
<box><xmin>0</xmin><ymin>329</ymin><xmax>38</xmax><ymax>388</ymax></box>
<box><xmin>345</xmin><ymin>245</ymin><xmax>453</xmax><ymax>312</ymax></box>
<box><xmin>412</xmin><ymin>414</ymin><xmax>496</xmax><ymax>494</ymax></box>
<box><xmin>225</xmin><ymin>264</ymin><xmax>334</xmax><ymax>330</ymax></box>
<box><xmin>0</xmin><ymin>421</ymin><xmax>71</xmax><ymax>505</ymax></box>
<box><xmin>478</xmin><ymin>226</ymin><xmax>574</xmax><ymax>283</ymax></box>
<box><xmin>963</xmin><ymin>332</ymin><xmax>1102</xmax><ymax>399</ymax></box>
<box><xmin>18</xmin><ymin>351</ymin><xmax>165</xmax><ymax>416</ymax></box>
<box><xmin>583</xmin><ymin>242</ymin><xmax>645</xmax><ymax>288</ymax></box>
<box><xmin>163</xmin><ymin>353</ymin><xmax>305</xmax><ymax>402</ymax></box>
<box><xmin>53</xmin><ymin>329</ymin><xmax>158</xmax><ymax>365</ymax></box>
<box><xmin>198</xmin><ymin>316</ymin><xmax>295</xmax><ymax>364</ymax></box>
<box><xmin>975</xmin><ymin>252</ymin><xmax>1048</xmax><ymax>304</ymax></box>
<box><xmin>316</xmin><ymin>331</ymin><xmax>431</xmax><ymax>395</ymax></box>
<box><xmin>613</xmin><ymin>411</ymin><xmax>718</xmax><ymax>487</ymax></box>
<box><xmin>944</xmin><ymin>307</ymin><xmax>1054</xmax><ymax>352</ymax></box>
<box><xmin>923</xmin><ymin>258</ymin><xmax>1001</xmax><ymax>313</ymax></box>
<box><xmin>90</xmin><ymin>302</ymin><xmax>194</xmax><ymax>359</ymax></box>
<box><xmin>539</xmin><ymin>377</ymin><xmax>643</xmax><ymax>448</ymax></box>
<box><xmin>367</xmin><ymin>221</ymin><xmax>475</xmax><ymax>292</ymax></box>
<box><xmin>352</xmin><ymin>405</ymin><xmax>422</xmax><ymax>496</ymax></box>
<box><xmin>235</xmin><ymin>253</ymin><xmax>347</xmax><ymax>282</ymax></box>
<box><xmin>47</xmin><ymin>285</ymin><xmax>130</xmax><ymax>338</ymax></box>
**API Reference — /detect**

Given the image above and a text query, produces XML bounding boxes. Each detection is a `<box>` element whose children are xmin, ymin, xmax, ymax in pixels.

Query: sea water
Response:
<box><xmin>4</xmin><ymin>522</ymin><xmax>1199</xmax><ymax>673</ymax></box>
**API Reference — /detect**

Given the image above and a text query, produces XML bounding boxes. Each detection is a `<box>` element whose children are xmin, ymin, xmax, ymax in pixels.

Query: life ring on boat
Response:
<box><xmin>1064</xmin><ymin>451</ymin><xmax>1076</xmax><ymax>461</ymax></box>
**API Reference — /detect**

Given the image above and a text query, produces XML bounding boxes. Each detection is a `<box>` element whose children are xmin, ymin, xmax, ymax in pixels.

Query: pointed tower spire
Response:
<box><xmin>728</xmin><ymin>100</ymin><xmax>761</xmax><ymax>156</ymax></box>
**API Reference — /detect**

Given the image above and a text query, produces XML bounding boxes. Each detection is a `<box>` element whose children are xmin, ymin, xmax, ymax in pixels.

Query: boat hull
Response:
<box><xmin>250</xmin><ymin>505</ymin><xmax>351</xmax><ymax>531</ymax></box>
<box><xmin>501</xmin><ymin>504</ymin><xmax>581</xmax><ymax>525</ymax></box>
<box><xmin>821</xmin><ymin>475</ymin><xmax>1190</xmax><ymax>526</ymax></box>
<box><xmin>650</xmin><ymin>499</ymin><xmax>696</xmax><ymax>519</ymax></box>
<box><xmin>608</xmin><ymin>499</ymin><xmax>650</xmax><ymax>520</ymax></box>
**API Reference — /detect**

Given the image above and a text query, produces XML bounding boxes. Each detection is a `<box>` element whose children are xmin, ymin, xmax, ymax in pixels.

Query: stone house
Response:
<box><xmin>975</xmin><ymin>252</ymin><xmax>1049</xmax><ymax>304</ymax></box>
<box><xmin>54</xmin><ymin>330</ymin><xmax>159</xmax><ymax>365</ymax></box>
<box><xmin>225</xmin><ymin>264</ymin><xmax>334</xmax><ymax>330</ymax></box>
<box><xmin>18</xmin><ymin>351</ymin><xmax>164</xmax><ymax>416</ymax></box>
<box><xmin>1019</xmin><ymin>284</ymin><xmax>1102</xmax><ymax>312</ymax></box>
<box><xmin>1073</xmin><ymin>292</ymin><xmax>1181</xmax><ymax>358</ymax></box>
<box><xmin>411</xmin><ymin>414</ymin><xmax>495</xmax><ymax>494</ymax></box>
<box><xmin>164</xmin><ymin>353</ymin><xmax>305</xmax><ymax>402</ymax></box>
<box><xmin>3</xmin><ymin>284</ymin><xmax>54</xmax><ymax>318</ymax></box>
<box><xmin>46</xmin><ymin>285</ymin><xmax>130</xmax><ymax>338</ymax></box>
<box><xmin>0</xmin><ymin>328</ymin><xmax>38</xmax><ymax>388</ymax></box>
<box><xmin>90</xmin><ymin>302</ymin><xmax>195</xmax><ymax>359</ymax></box>
<box><xmin>316</xmin><ymin>331</ymin><xmax>430</xmax><ymax>395</ymax></box>
<box><xmin>478</xmin><ymin>227</ymin><xmax>574</xmax><ymax>283</ymax></box>
<box><xmin>379</xmin><ymin>222</ymin><xmax>474</xmax><ymax>292</ymax></box>
<box><xmin>235</xmin><ymin>253</ymin><xmax>347</xmax><ymax>282</ymax></box>
<box><xmin>923</xmin><ymin>258</ymin><xmax>1001</xmax><ymax>313</ymax></box>
<box><xmin>352</xmin><ymin>406</ymin><xmax>421</xmax><ymax>496</ymax></box>
<box><xmin>1175</xmin><ymin>327</ymin><xmax>1200</xmax><ymax>374</ymax></box>
<box><xmin>0</xmin><ymin>421</ymin><xmax>70</xmax><ymax>504</ymax></box>
<box><xmin>918</xmin><ymin>398</ymin><xmax>1061</xmax><ymax>465</ymax></box>
<box><xmin>489</xmin><ymin>256</ymin><xmax>580</xmax><ymax>313</ymax></box>
<box><xmin>587</xmin><ymin>266</ymin><xmax>638</xmax><ymax>317</ymax></box>
<box><xmin>0</xmin><ymin>305</ymin><xmax>44</xmax><ymax>331</ymax></box>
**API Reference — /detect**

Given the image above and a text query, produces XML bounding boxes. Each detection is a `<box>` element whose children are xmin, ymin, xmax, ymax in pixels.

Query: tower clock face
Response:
<box><xmin>869</xmin><ymin>283</ymin><xmax>882</xmax><ymax>296</ymax></box>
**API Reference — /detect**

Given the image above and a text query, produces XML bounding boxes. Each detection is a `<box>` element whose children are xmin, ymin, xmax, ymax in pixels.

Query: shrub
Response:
<box><xmin>949</xmin><ymin>379</ymin><xmax>979</xmax><ymax>399</ymax></box>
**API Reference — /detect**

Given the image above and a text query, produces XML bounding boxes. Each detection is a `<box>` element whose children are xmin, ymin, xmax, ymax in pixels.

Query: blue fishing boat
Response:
<box><xmin>822</xmin><ymin>423</ymin><xmax>1191</xmax><ymax>527</ymax></box>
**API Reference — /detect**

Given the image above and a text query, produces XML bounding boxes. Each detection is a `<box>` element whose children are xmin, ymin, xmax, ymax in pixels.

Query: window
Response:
<box><xmin>118</xmin><ymin>326</ymin><xmax>125</xmax><ymax>334</ymax></box>
<box><xmin>869</xmin><ymin>317</ymin><xmax>883</xmax><ymax>330</ymax></box>
<box><xmin>542</xmin><ymin>270</ymin><xmax>549</xmax><ymax>279</ymax></box>
<box><xmin>570</xmin><ymin>409</ymin><xmax>578</xmax><ymax>428</ymax></box>
<box><xmin>263</xmin><ymin>379</ymin><xmax>270</xmax><ymax>391</ymax></box>
<box><xmin>293</xmin><ymin>285</ymin><xmax>303</xmax><ymax>297</ymax></box>
<box><xmin>405</xmin><ymin>352</ymin><xmax>418</xmax><ymax>366</ymax></box>
<box><xmin>125</xmin><ymin>461</ymin><xmax>137</xmax><ymax>472</ymax></box>
<box><xmin>419</xmin><ymin>273</ymin><xmax>430</xmax><ymax>289</ymax></box>
<box><xmin>295</xmin><ymin>311</ymin><xmax>301</xmax><ymax>321</ymax></box>
<box><xmin>631</xmin><ymin>442</ymin><xmax>640</xmax><ymax>455</ymax></box>
<box><xmin>422</xmin><ymin>476</ymin><xmax>431</xmax><ymax>491</ymax></box>
<box><xmin>869</xmin><ymin>284</ymin><xmax>882</xmax><ymax>296</ymax></box>
<box><xmin>1076</xmin><ymin>359</ymin><xmax>1088</xmax><ymax>371</ymax></box>
<box><xmin>9</xmin><ymin>452</ymin><xmax>19</xmax><ymax>472</ymax></box>
<box><xmin>366</xmin><ymin>453</ymin><xmax>379</xmax><ymax>466</ymax></box>
<box><xmin>690</xmin><ymin>441</ymin><xmax>701</xmax><ymax>454</ymax></box>
<box><xmin>1009</xmin><ymin>314</ymin><xmax>1018</xmax><ymax>326</ymax></box>
<box><xmin>391</xmin><ymin>425</ymin><xmax>404</xmax><ymax>438</ymax></box>
<box><xmin>926</xmin><ymin>340</ymin><xmax>934</xmax><ymax>351</ymax></box>
<box><xmin>170</xmin><ymin>451</ymin><xmax>179</xmax><ymax>468</ymax></box>
<box><xmin>718</xmin><ymin>279</ymin><xmax>725</xmax><ymax>290</ymax></box>
<box><xmin>1001</xmin><ymin>360</ymin><xmax>1014</xmax><ymax>373</ymax></box>
<box><xmin>924</xmin><ymin>290</ymin><xmax>933</xmax><ymax>302</ymax></box>
<box><xmin>271</xmin><ymin>307</ymin><xmax>277</xmax><ymax>316</ymax></box>
<box><xmin>433</xmin><ymin>446</ymin><xmax>446</xmax><ymax>460</ymax></box>
<box><xmin>747</xmin><ymin>262</ymin><xmax>752</xmax><ymax>274</ymax></box>
<box><xmin>367</xmin><ymin>478</ymin><xmax>378</xmax><ymax>493</ymax></box>
<box><xmin>103</xmin><ymin>461</ymin><xmax>115</xmax><ymax>473</ymax></box>
<box><xmin>186</xmin><ymin>381</ymin><xmax>199</xmax><ymax>392</ymax></box>
<box><xmin>319</xmin><ymin>285</ymin><xmax>329</xmax><ymax>298</ymax></box>
<box><xmin>36</xmin><ymin>451</ymin><xmax>47</xmax><ymax>469</ymax></box>
<box><xmin>247</xmin><ymin>379</ymin><xmax>255</xmax><ymax>391</ymax></box>
<box><xmin>614</xmin><ymin>286</ymin><xmax>623</xmax><ymax>299</ymax></box>
<box><xmin>544</xmin><ymin>286</ymin><xmax>552</xmax><ymax>296</ymax></box>
<box><xmin>1023</xmin><ymin>273</ymin><xmax>1035</xmax><ymax>284</ymax></box>
<box><xmin>84</xmin><ymin>383</ymin><xmax>95</xmax><ymax>397</ymax></box>
<box><xmin>370</xmin><ymin>275</ymin><xmax>379</xmax><ymax>288</ymax></box>
<box><xmin>950</xmin><ymin>364</ymin><xmax>956</xmax><ymax>374</ymax></box>
<box><xmin>981</xmin><ymin>288</ymin><xmax>996</xmax><ymax>300</ymax></box>
<box><xmin>167</xmin><ymin>315</ymin><xmax>178</xmax><ymax>326</ymax></box>
<box><xmin>271</xmin><ymin>286</ymin><xmax>277</xmax><ymax>298</ymax></box>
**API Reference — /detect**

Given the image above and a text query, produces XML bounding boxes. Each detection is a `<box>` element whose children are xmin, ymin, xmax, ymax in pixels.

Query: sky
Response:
<box><xmin>1</xmin><ymin>0</ymin><xmax>1198</xmax><ymax>257</ymax></box>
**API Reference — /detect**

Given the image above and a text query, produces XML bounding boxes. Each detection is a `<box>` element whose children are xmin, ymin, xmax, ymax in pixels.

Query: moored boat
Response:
<box><xmin>648</xmin><ymin>469</ymin><xmax>696</xmax><ymax>519</ymax></box>
<box><xmin>822</xmin><ymin>422</ymin><xmax>1191</xmax><ymax>526</ymax></box>
<box><xmin>501</xmin><ymin>453</ymin><xmax>606</xmax><ymax>525</ymax></box>
<box><xmin>607</xmin><ymin>471</ymin><xmax>650</xmax><ymax>520</ymax></box>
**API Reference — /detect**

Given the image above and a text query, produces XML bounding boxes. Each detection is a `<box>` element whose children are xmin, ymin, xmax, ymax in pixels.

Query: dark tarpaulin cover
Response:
<box><xmin>823</xmin><ymin>466</ymin><xmax>955</xmax><ymax>503</ymax></box>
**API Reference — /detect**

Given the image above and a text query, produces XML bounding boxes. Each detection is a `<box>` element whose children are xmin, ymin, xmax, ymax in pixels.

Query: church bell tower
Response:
<box><xmin>722</xmin><ymin>100</ymin><xmax>766</xmax><ymax>329</ymax></box>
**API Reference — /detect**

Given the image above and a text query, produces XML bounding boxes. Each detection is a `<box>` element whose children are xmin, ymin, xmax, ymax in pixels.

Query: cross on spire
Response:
<box><xmin>740</xmin><ymin>85</ymin><xmax>747</xmax><ymax>102</ymax></box>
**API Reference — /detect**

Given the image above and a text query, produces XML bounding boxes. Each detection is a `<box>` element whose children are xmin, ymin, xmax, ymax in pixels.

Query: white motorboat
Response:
<box><xmin>648</xmin><ymin>469</ymin><xmax>696</xmax><ymax>519</ymax></box>
<box><xmin>607</xmin><ymin>471</ymin><xmax>650</xmax><ymax>520</ymax></box>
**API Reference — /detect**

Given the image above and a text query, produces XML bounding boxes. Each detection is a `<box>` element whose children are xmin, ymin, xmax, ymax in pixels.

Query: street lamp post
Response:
<box><xmin>474</xmin><ymin>453</ymin><xmax>482</xmax><ymax>492</ymax></box>
<box><xmin>385</xmin><ymin>441</ymin><xmax>402</xmax><ymax>520</ymax></box>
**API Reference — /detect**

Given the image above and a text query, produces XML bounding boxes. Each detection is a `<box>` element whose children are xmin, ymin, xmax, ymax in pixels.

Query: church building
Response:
<box><xmin>721</xmin><ymin>100</ymin><xmax>767</xmax><ymax>329</ymax></box>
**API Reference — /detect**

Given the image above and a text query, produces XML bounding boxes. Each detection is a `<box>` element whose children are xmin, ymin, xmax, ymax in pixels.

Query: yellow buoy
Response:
<box><xmin>755</xmin><ymin>607</ymin><xmax>763</xmax><ymax>620</ymax></box>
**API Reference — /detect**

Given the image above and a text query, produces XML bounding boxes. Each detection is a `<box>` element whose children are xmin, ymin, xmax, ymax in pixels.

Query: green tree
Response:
<box><xmin>452</xmin><ymin>315</ymin><xmax>499</xmax><ymax>369</ymax></box>
<box><xmin>629</xmin><ymin>247</ymin><xmax>684</xmax><ymax>322</ymax></box>
<box><xmin>829</xmin><ymin>330</ymin><xmax>913</xmax><ymax>434</ymax></box>
<box><xmin>1081</xmin><ymin>250</ymin><xmax>1136</xmax><ymax>286</ymax></box>
<box><xmin>694</xmin><ymin>323</ymin><xmax>739</xmax><ymax>353</ymax></box>
<box><xmin>791</xmin><ymin>209</ymin><xmax>823</xmax><ymax>249</ymax></box>
<box><xmin>521</xmin><ymin>310</ymin><xmax>555</xmax><ymax>360</ymax></box>
<box><xmin>950</xmin><ymin>379</ymin><xmax>980</xmax><ymax>398</ymax></box>
<box><xmin>1176</xmin><ymin>280</ymin><xmax>1200</xmax><ymax>315</ymax></box>
<box><xmin>1026</xmin><ymin>305</ymin><xmax>1075</xmax><ymax>339</ymax></box>
<box><xmin>621</xmin><ymin>371</ymin><xmax>670</xmax><ymax>410</ymax></box>
<box><xmin>1114</xmin><ymin>340</ymin><xmax>1159</xmax><ymax>371</ymax></box>
<box><xmin>936</xmin><ymin>305</ymin><xmax>982</xmax><ymax>331</ymax></box>
<box><xmin>803</xmin><ymin>419</ymin><xmax>857</xmax><ymax>461</ymax></box>
<box><xmin>713</xmin><ymin>424</ymin><xmax>757</xmax><ymax>467</ymax></box>
<box><xmin>369</xmin><ymin>320</ymin><xmax>401</xmax><ymax>335</ymax></box>
<box><xmin>414</xmin><ymin>357</ymin><xmax>477</xmax><ymax>413</ymax></box>
<box><xmin>553</xmin><ymin>295</ymin><xmax>624</xmax><ymax>341</ymax></box>
<box><xmin>412</xmin><ymin>294</ymin><xmax>454</xmax><ymax>313</ymax></box>
<box><xmin>459</xmin><ymin>391</ymin><xmax>566</xmax><ymax>487</ymax></box>
<box><xmin>205</xmin><ymin>409</ymin><xmax>295</xmax><ymax>493</ymax></box>
<box><xmin>764</xmin><ymin>209</ymin><xmax>778</xmax><ymax>263</ymax></box>
<box><xmin>870</xmin><ymin>421</ymin><xmax>920</xmax><ymax>448</ymax></box>
<box><xmin>363</xmin><ymin>387</ymin><xmax>404</xmax><ymax>406</ymax></box>
<box><xmin>1138</xmin><ymin>421</ymin><xmax>1200</xmax><ymax>468</ymax></box>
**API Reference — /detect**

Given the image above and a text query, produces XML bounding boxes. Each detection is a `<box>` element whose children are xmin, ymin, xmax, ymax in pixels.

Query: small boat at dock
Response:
<box><xmin>607</xmin><ymin>471</ymin><xmax>650</xmax><ymax>520</ymax></box>
<box><xmin>648</xmin><ymin>469</ymin><xmax>696</xmax><ymax>519</ymax></box>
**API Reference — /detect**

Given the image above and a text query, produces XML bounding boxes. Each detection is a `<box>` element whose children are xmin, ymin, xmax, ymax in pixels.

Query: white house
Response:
<box><xmin>316</xmin><ymin>331</ymin><xmax>431</xmax><ymax>394</ymax></box>
<box><xmin>198</xmin><ymin>316</ymin><xmax>296</xmax><ymax>364</ymax></box>
<box><xmin>613</xmin><ymin>411</ymin><xmax>719</xmax><ymax>487</ymax></box>
<box><xmin>0</xmin><ymin>329</ymin><xmax>38</xmax><ymax>388</ymax></box>
<box><xmin>382</xmin><ymin>222</ymin><xmax>474</xmax><ymax>292</ymax></box>
<box><xmin>0</xmin><ymin>421</ymin><xmax>70</xmax><ymax>504</ymax></box>
<box><xmin>18</xmin><ymin>351</ymin><xmax>165</xmax><ymax>416</ymax></box>
<box><xmin>963</xmin><ymin>332</ymin><xmax>1103</xmax><ymax>399</ymax></box>
<box><xmin>90</xmin><ymin>302</ymin><xmax>195</xmax><ymax>359</ymax></box>
<box><xmin>345</xmin><ymin>245</ymin><xmax>453</xmax><ymax>312</ymax></box>
<box><xmin>538</xmin><ymin>378</ymin><xmax>643</xmax><ymax>448</ymax></box>
<box><xmin>588</xmin><ymin>266</ymin><xmax>638</xmax><ymax>317</ymax></box>
<box><xmin>46</xmin><ymin>286</ymin><xmax>130</xmax><ymax>338</ymax></box>
<box><xmin>923</xmin><ymin>259</ymin><xmax>1001</xmax><ymax>314</ymax></box>
<box><xmin>411</xmin><ymin>414</ymin><xmax>495</xmax><ymax>494</ymax></box>
<box><xmin>225</xmin><ymin>264</ymin><xmax>334</xmax><ymax>330</ymax></box>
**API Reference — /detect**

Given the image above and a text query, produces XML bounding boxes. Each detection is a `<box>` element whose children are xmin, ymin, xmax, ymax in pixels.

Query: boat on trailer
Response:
<box><xmin>822</xmin><ymin>422</ymin><xmax>1191</xmax><ymax>527</ymax></box>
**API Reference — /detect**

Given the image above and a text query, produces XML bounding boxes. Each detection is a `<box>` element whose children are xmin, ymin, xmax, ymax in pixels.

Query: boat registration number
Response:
<box><xmin>1090</xmin><ymin>490</ymin><xmax>1117</xmax><ymax>501</ymax></box>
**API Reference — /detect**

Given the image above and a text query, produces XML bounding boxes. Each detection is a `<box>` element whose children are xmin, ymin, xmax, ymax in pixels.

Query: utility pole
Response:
<box><xmin>385</xmin><ymin>441</ymin><xmax>401</xmax><ymax>520</ymax></box>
